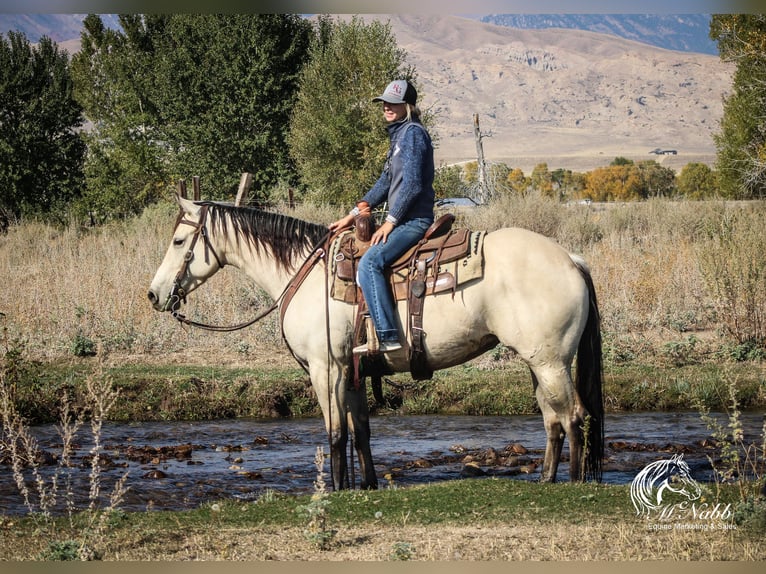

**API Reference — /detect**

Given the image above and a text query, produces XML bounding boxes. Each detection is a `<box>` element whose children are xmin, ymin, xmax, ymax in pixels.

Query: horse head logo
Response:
<box><xmin>630</xmin><ymin>454</ymin><xmax>702</xmax><ymax>517</ymax></box>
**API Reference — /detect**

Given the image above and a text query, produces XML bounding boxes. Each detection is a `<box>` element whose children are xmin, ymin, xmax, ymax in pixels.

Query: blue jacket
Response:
<box><xmin>361</xmin><ymin>118</ymin><xmax>435</xmax><ymax>225</ymax></box>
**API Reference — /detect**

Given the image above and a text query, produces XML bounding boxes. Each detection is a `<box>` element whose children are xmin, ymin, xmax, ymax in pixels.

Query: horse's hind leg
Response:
<box><xmin>533</xmin><ymin>370</ymin><xmax>565</xmax><ymax>482</ymax></box>
<box><xmin>531</xmin><ymin>365</ymin><xmax>586</xmax><ymax>482</ymax></box>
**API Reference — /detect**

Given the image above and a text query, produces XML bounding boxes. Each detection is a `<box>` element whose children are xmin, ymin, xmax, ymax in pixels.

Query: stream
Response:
<box><xmin>1</xmin><ymin>411</ymin><xmax>763</xmax><ymax>515</ymax></box>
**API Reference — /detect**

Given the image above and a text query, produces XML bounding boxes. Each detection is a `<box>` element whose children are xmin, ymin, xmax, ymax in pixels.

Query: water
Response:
<box><xmin>1</xmin><ymin>411</ymin><xmax>763</xmax><ymax>515</ymax></box>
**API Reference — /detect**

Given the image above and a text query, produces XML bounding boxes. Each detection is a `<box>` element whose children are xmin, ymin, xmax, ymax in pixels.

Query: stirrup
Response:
<box><xmin>353</xmin><ymin>341</ymin><xmax>402</xmax><ymax>355</ymax></box>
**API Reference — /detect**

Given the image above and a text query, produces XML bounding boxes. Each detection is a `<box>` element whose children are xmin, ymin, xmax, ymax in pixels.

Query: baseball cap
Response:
<box><xmin>372</xmin><ymin>80</ymin><xmax>417</xmax><ymax>105</ymax></box>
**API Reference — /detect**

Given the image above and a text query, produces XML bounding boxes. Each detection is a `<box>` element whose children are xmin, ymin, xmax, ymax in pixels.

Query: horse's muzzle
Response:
<box><xmin>147</xmin><ymin>286</ymin><xmax>183</xmax><ymax>313</ymax></box>
<box><xmin>147</xmin><ymin>289</ymin><xmax>163</xmax><ymax>311</ymax></box>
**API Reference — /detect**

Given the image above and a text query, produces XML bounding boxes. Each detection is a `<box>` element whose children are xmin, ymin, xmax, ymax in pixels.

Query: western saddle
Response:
<box><xmin>329</xmin><ymin>212</ymin><xmax>486</xmax><ymax>380</ymax></box>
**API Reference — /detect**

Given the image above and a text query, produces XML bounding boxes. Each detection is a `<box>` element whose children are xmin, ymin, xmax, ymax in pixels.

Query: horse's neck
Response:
<box><xmin>222</xmin><ymin>238</ymin><xmax>305</xmax><ymax>301</ymax></box>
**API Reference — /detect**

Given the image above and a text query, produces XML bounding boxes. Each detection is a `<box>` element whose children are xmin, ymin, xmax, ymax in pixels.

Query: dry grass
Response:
<box><xmin>1</xmin><ymin>197</ymin><xmax>764</xmax><ymax>368</ymax></box>
<box><xmin>1</xmin><ymin>519</ymin><xmax>762</xmax><ymax>561</ymax></box>
<box><xmin>133</xmin><ymin>522</ymin><xmax>762</xmax><ymax>561</ymax></box>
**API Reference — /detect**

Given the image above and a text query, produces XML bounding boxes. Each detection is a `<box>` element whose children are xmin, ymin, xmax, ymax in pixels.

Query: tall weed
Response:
<box><xmin>0</xmin><ymin>336</ymin><xmax>129</xmax><ymax>559</ymax></box>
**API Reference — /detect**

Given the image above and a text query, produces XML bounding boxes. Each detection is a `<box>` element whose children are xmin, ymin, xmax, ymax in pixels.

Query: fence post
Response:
<box><xmin>235</xmin><ymin>173</ymin><xmax>253</xmax><ymax>206</ymax></box>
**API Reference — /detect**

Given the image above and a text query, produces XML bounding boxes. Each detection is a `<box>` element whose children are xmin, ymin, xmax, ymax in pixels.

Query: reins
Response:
<box><xmin>169</xmin><ymin>205</ymin><xmax>332</xmax><ymax>334</ymax></box>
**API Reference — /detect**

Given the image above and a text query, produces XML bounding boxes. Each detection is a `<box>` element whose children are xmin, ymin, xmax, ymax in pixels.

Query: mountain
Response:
<box><xmin>480</xmin><ymin>15</ymin><xmax>718</xmax><ymax>55</ymax></box>
<box><xmin>0</xmin><ymin>14</ymin><xmax>121</xmax><ymax>41</ymax></box>
<box><xmin>0</xmin><ymin>14</ymin><xmax>121</xmax><ymax>54</ymax></box>
<box><xmin>364</xmin><ymin>14</ymin><xmax>732</xmax><ymax>172</ymax></box>
<box><xmin>2</xmin><ymin>13</ymin><xmax>733</xmax><ymax>173</ymax></box>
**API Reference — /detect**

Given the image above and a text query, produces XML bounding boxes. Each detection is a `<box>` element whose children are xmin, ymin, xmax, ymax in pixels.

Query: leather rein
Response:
<box><xmin>166</xmin><ymin>204</ymin><xmax>331</xmax><ymax>333</ymax></box>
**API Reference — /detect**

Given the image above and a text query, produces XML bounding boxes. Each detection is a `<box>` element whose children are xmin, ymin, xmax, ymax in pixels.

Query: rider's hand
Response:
<box><xmin>371</xmin><ymin>221</ymin><xmax>394</xmax><ymax>245</ymax></box>
<box><xmin>328</xmin><ymin>213</ymin><xmax>355</xmax><ymax>233</ymax></box>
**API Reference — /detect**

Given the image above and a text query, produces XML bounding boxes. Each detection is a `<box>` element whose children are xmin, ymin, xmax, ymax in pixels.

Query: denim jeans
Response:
<box><xmin>357</xmin><ymin>217</ymin><xmax>433</xmax><ymax>342</ymax></box>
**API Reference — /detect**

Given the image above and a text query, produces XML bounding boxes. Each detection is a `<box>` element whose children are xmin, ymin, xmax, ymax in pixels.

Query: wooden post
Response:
<box><xmin>473</xmin><ymin>113</ymin><xmax>489</xmax><ymax>203</ymax></box>
<box><xmin>235</xmin><ymin>172</ymin><xmax>253</xmax><ymax>206</ymax></box>
<box><xmin>177</xmin><ymin>179</ymin><xmax>187</xmax><ymax>199</ymax></box>
<box><xmin>192</xmin><ymin>176</ymin><xmax>201</xmax><ymax>201</ymax></box>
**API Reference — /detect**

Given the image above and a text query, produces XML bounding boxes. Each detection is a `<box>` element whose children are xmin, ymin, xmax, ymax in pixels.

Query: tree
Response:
<box><xmin>433</xmin><ymin>163</ymin><xmax>465</xmax><ymax>199</ymax></box>
<box><xmin>677</xmin><ymin>162</ymin><xmax>718</xmax><ymax>199</ymax></box>
<box><xmin>71</xmin><ymin>15</ymin><xmax>166</xmax><ymax>220</ymax></box>
<box><xmin>583</xmin><ymin>164</ymin><xmax>643</xmax><ymax>201</ymax></box>
<box><xmin>151</xmin><ymin>15</ymin><xmax>313</xmax><ymax>201</ymax></box>
<box><xmin>637</xmin><ymin>160</ymin><xmax>676</xmax><ymax>198</ymax></box>
<box><xmin>506</xmin><ymin>167</ymin><xmax>528</xmax><ymax>196</ymax></box>
<box><xmin>0</xmin><ymin>31</ymin><xmax>85</xmax><ymax>222</ymax></box>
<box><xmin>530</xmin><ymin>163</ymin><xmax>554</xmax><ymax>197</ymax></box>
<box><xmin>288</xmin><ymin>15</ymin><xmax>417</xmax><ymax>206</ymax></box>
<box><xmin>72</xmin><ymin>14</ymin><xmax>313</xmax><ymax>218</ymax></box>
<box><xmin>551</xmin><ymin>168</ymin><xmax>586</xmax><ymax>201</ymax></box>
<box><xmin>710</xmin><ymin>14</ymin><xmax>766</xmax><ymax>198</ymax></box>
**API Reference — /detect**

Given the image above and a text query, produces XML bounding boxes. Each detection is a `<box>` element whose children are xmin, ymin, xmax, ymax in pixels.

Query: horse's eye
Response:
<box><xmin>173</xmin><ymin>237</ymin><xmax>185</xmax><ymax>247</ymax></box>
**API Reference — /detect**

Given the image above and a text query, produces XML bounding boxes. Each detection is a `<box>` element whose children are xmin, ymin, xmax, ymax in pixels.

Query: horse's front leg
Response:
<box><xmin>345</xmin><ymin>374</ymin><xmax>378</xmax><ymax>490</ymax></box>
<box><xmin>329</xmin><ymin>423</ymin><xmax>349</xmax><ymax>491</ymax></box>
<box><xmin>311</xmin><ymin>363</ymin><xmax>350</xmax><ymax>491</ymax></box>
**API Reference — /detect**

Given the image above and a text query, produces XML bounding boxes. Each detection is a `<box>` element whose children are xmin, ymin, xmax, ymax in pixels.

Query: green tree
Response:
<box><xmin>433</xmin><ymin>163</ymin><xmax>465</xmax><ymax>199</ymax></box>
<box><xmin>637</xmin><ymin>160</ymin><xmax>676</xmax><ymax>198</ymax></box>
<box><xmin>288</xmin><ymin>15</ymin><xmax>417</xmax><ymax>206</ymax></box>
<box><xmin>677</xmin><ymin>162</ymin><xmax>718</xmax><ymax>199</ymax></box>
<box><xmin>151</xmin><ymin>14</ymin><xmax>313</xmax><ymax>201</ymax></box>
<box><xmin>552</xmin><ymin>168</ymin><xmax>586</xmax><ymax>201</ymax></box>
<box><xmin>71</xmin><ymin>15</ymin><xmax>166</xmax><ymax>220</ymax></box>
<box><xmin>530</xmin><ymin>162</ymin><xmax>554</xmax><ymax>197</ymax></box>
<box><xmin>710</xmin><ymin>14</ymin><xmax>766</xmax><ymax>198</ymax></box>
<box><xmin>0</xmin><ymin>32</ymin><xmax>85</xmax><ymax>223</ymax></box>
<box><xmin>72</xmin><ymin>14</ymin><xmax>313</xmax><ymax>218</ymax></box>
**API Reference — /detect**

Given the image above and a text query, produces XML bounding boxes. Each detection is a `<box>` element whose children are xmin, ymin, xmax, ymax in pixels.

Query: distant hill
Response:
<box><xmin>365</xmin><ymin>14</ymin><xmax>731</xmax><ymax>172</ymax></box>
<box><xmin>480</xmin><ymin>14</ymin><xmax>718</xmax><ymax>55</ymax></box>
<box><xmin>0</xmin><ymin>14</ymin><xmax>121</xmax><ymax>43</ymax></box>
<box><xmin>2</xmin><ymin>13</ymin><xmax>732</xmax><ymax>173</ymax></box>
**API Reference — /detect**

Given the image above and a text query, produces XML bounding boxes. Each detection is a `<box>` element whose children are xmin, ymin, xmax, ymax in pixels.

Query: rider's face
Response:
<box><xmin>382</xmin><ymin>101</ymin><xmax>407</xmax><ymax>123</ymax></box>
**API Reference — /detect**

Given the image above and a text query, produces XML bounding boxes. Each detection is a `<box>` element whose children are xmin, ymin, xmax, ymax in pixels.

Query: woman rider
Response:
<box><xmin>329</xmin><ymin>79</ymin><xmax>435</xmax><ymax>354</ymax></box>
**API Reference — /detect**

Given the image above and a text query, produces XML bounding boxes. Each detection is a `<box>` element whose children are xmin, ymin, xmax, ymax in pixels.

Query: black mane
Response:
<box><xmin>203</xmin><ymin>202</ymin><xmax>328</xmax><ymax>272</ymax></box>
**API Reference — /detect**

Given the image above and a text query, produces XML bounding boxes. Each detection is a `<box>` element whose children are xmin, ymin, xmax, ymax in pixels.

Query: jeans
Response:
<box><xmin>357</xmin><ymin>217</ymin><xmax>432</xmax><ymax>342</ymax></box>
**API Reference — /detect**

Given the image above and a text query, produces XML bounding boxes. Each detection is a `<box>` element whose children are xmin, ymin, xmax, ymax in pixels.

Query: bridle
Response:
<box><xmin>163</xmin><ymin>204</ymin><xmax>224</xmax><ymax>314</ymax></box>
<box><xmin>165</xmin><ymin>202</ymin><xmax>332</xmax><ymax>333</ymax></box>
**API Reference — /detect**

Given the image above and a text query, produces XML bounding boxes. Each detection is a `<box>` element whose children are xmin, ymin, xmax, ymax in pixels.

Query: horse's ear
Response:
<box><xmin>176</xmin><ymin>193</ymin><xmax>201</xmax><ymax>217</ymax></box>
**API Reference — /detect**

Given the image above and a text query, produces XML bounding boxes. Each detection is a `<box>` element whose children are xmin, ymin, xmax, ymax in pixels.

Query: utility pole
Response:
<box><xmin>473</xmin><ymin>113</ymin><xmax>489</xmax><ymax>203</ymax></box>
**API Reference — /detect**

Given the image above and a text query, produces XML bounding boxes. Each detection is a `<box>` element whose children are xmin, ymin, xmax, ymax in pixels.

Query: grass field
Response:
<box><xmin>1</xmin><ymin>195</ymin><xmax>765</xmax><ymax>561</ymax></box>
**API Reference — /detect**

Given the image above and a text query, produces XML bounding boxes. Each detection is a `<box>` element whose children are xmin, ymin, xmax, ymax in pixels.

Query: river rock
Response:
<box><xmin>460</xmin><ymin>462</ymin><xmax>486</xmax><ymax>477</ymax></box>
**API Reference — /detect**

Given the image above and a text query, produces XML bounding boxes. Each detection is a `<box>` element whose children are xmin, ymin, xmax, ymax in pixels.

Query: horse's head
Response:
<box><xmin>147</xmin><ymin>194</ymin><xmax>224</xmax><ymax>313</ymax></box>
<box><xmin>663</xmin><ymin>454</ymin><xmax>702</xmax><ymax>501</ymax></box>
<box><xmin>631</xmin><ymin>453</ymin><xmax>702</xmax><ymax>516</ymax></box>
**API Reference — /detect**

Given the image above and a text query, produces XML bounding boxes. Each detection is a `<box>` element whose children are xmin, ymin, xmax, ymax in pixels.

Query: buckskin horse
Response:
<box><xmin>147</xmin><ymin>194</ymin><xmax>604</xmax><ymax>489</ymax></box>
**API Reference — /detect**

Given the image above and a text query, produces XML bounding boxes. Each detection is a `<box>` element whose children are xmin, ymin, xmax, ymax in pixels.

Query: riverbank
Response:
<box><xmin>5</xmin><ymin>349</ymin><xmax>766</xmax><ymax>424</ymax></box>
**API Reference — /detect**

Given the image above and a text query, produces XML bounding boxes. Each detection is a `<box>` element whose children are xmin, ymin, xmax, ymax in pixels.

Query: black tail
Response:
<box><xmin>574</xmin><ymin>261</ymin><xmax>604</xmax><ymax>482</ymax></box>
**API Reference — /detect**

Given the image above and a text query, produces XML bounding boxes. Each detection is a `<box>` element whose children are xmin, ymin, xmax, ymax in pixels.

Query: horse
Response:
<box><xmin>630</xmin><ymin>454</ymin><xmax>702</xmax><ymax>517</ymax></box>
<box><xmin>147</xmin><ymin>195</ymin><xmax>604</xmax><ymax>489</ymax></box>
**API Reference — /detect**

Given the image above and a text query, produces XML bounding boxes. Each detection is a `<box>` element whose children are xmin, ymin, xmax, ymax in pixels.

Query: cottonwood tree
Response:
<box><xmin>711</xmin><ymin>14</ymin><xmax>766</xmax><ymax>199</ymax></box>
<box><xmin>0</xmin><ymin>32</ymin><xmax>85</xmax><ymax>223</ymax></box>
<box><xmin>677</xmin><ymin>162</ymin><xmax>718</xmax><ymax>199</ymax></box>
<box><xmin>288</xmin><ymin>15</ymin><xmax>420</xmax><ymax>207</ymax></box>
<box><xmin>72</xmin><ymin>14</ymin><xmax>313</xmax><ymax>218</ymax></box>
